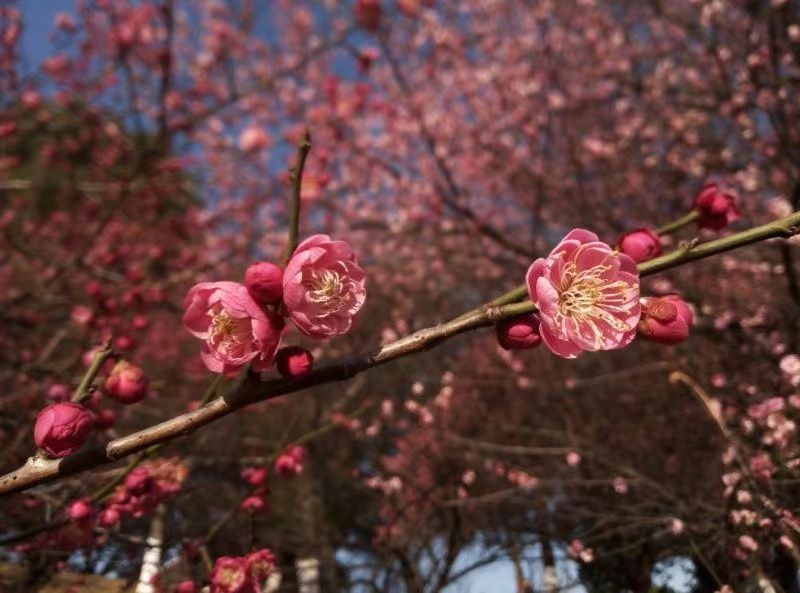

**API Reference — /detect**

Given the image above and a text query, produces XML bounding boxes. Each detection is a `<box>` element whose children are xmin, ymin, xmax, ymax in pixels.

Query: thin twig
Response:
<box><xmin>283</xmin><ymin>130</ymin><xmax>312</xmax><ymax>264</ymax></box>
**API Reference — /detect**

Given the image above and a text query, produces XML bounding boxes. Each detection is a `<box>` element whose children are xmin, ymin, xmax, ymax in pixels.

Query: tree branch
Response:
<box><xmin>283</xmin><ymin>130</ymin><xmax>312</xmax><ymax>264</ymax></box>
<box><xmin>1</xmin><ymin>212</ymin><xmax>799</xmax><ymax>497</ymax></box>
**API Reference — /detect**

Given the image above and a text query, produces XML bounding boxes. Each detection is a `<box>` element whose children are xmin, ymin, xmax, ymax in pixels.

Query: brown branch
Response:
<box><xmin>1</xmin><ymin>212</ymin><xmax>799</xmax><ymax>497</ymax></box>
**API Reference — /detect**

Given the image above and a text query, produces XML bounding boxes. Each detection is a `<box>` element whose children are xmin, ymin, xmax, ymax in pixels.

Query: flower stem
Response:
<box><xmin>283</xmin><ymin>130</ymin><xmax>312</xmax><ymax>265</ymax></box>
<box><xmin>655</xmin><ymin>210</ymin><xmax>700</xmax><ymax>235</ymax></box>
<box><xmin>72</xmin><ymin>344</ymin><xmax>116</xmax><ymax>403</ymax></box>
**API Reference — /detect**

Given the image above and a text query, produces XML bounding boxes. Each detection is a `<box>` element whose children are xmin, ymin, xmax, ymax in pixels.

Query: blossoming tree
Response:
<box><xmin>2</xmin><ymin>1</ymin><xmax>800</xmax><ymax>593</ymax></box>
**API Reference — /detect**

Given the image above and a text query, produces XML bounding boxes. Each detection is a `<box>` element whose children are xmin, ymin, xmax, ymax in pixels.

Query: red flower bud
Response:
<box><xmin>694</xmin><ymin>183</ymin><xmax>740</xmax><ymax>230</ymax></box>
<box><xmin>618</xmin><ymin>228</ymin><xmax>662</xmax><ymax>263</ymax></box>
<box><xmin>114</xmin><ymin>335</ymin><xmax>137</xmax><ymax>352</ymax></box>
<box><xmin>495</xmin><ymin>314</ymin><xmax>542</xmax><ymax>350</ymax></box>
<box><xmin>175</xmin><ymin>581</ymin><xmax>198</xmax><ymax>593</ymax></box>
<box><xmin>47</xmin><ymin>383</ymin><xmax>70</xmax><ymax>402</ymax></box>
<box><xmin>93</xmin><ymin>408</ymin><xmax>118</xmax><ymax>429</ymax></box>
<box><xmin>274</xmin><ymin>446</ymin><xmax>305</xmax><ymax>478</ymax></box>
<box><xmin>240</xmin><ymin>495</ymin><xmax>268</xmax><ymax>513</ymax></box>
<box><xmin>98</xmin><ymin>507</ymin><xmax>120</xmax><ymax>527</ymax></box>
<box><xmin>104</xmin><ymin>361</ymin><xmax>148</xmax><ymax>404</ymax></box>
<box><xmin>275</xmin><ymin>346</ymin><xmax>314</xmax><ymax>380</ymax></box>
<box><xmin>244</xmin><ymin>262</ymin><xmax>284</xmax><ymax>305</ymax></box>
<box><xmin>241</xmin><ymin>467</ymin><xmax>268</xmax><ymax>486</ymax></box>
<box><xmin>34</xmin><ymin>402</ymin><xmax>93</xmax><ymax>457</ymax></box>
<box><xmin>68</xmin><ymin>498</ymin><xmax>93</xmax><ymax>521</ymax></box>
<box><xmin>638</xmin><ymin>295</ymin><xmax>694</xmax><ymax>345</ymax></box>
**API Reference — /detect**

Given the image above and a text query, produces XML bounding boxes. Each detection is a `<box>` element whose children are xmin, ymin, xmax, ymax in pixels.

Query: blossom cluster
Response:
<box><xmin>496</xmin><ymin>183</ymin><xmax>739</xmax><ymax>358</ymax></box>
<box><xmin>210</xmin><ymin>548</ymin><xmax>277</xmax><ymax>593</ymax></box>
<box><xmin>95</xmin><ymin>458</ymin><xmax>188</xmax><ymax>527</ymax></box>
<box><xmin>184</xmin><ymin>235</ymin><xmax>366</xmax><ymax>375</ymax></box>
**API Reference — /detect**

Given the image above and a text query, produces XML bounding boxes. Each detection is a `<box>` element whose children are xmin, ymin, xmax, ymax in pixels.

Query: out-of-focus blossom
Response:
<box><xmin>694</xmin><ymin>183</ymin><xmax>740</xmax><ymax>230</ymax></box>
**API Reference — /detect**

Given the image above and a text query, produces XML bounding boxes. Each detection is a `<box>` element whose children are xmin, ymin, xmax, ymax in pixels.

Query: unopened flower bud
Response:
<box><xmin>618</xmin><ymin>228</ymin><xmax>662</xmax><ymax>263</ymax></box>
<box><xmin>34</xmin><ymin>402</ymin><xmax>93</xmax><ymax>458</ymax></box>
<box><xmin>245</xmin><ymin>262</ymin><xmax>284</xmax><ymax>305</ymax></box>
<box><xmin>68</xmin><ymin>498</ymin><xmax>93</xmax><ymax>521</ymax></box>
<box><xmin>104</xmin><ymin>361</ymin><xmax>148</xmax><ymax>404</ymax></box>
<box><xmin>694</xmin><ymin>183</ymin><xmax>740</xmax><ymax>230</ymax></box>
<box><xmin>275</xmin><ymin>346</ymin><xmax>314</xmax><ymax>380</ymax></box>
<box><xmin>638</xmin><ymin>295</ymin><xmax>694</xmax><ymax>345</ymax></box>
<box><xmin>495</xmin><ymin>314</ymin><xmax>542</xmax><ymax>350</ymax></box>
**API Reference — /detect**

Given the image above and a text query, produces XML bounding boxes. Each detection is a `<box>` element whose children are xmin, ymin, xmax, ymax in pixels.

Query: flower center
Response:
<box><xmin>208</xmin><ymin>308</ymin><xmax>251</xmax><ymax>355</ymax></box>
<box><xmin>305</xmin><ymin>269</ymin><xmax>349</xmax><ymax>311</ymax></box>
<box><xmin>219</xmin><ymin>567</ymin><xmax>243</xmax><ymax>586</ymax></box>
<box><xmin>555</xmin><ymin>259</ymin><xmax>636</xmax><ymax>346</ymax></box>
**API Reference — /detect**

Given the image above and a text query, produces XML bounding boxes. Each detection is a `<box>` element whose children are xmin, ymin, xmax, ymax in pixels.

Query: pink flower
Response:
<box><xmin>244</xmin><ymin>262</ymin><xmax>283</xmax><ymax>305</ymax></box>
<box><xmin>283</xmin><ymin>235</ymin><xmax>366</xmax><ymax>339</ymax></box>
<box><xmin>98</xmin><ymin>507</ymin><xmax>120</xmax><ymax>527</ymax></box>
<box><xmin>398</xmin><ymin>0</ymin><xmax>421</xmax><ymax>18</ymax></box>
<box><xmin>274</xmin><ymin>445</ymin><xmax>306</xmax><ymax>478</ymax></box>
<box><xmin>68</xmin><ymin>498</ymin><xmax>93</xmax><ymax>521</ymax></box>
<box><xmin>34</xmin><ymin>402</ymin><xmax>94</xmax><ymax>457</ymax></box>
<box><xmin>104</xmin><ymin>361</ymin><xmax>148</xmax><ymax>404</ymax></box>
<box><xmin>238</xmin><ymin>126</ymin><xmax>269</xmax><ymax>153</ymax></box>
<box><xmin>525</xmin><ymin>229</ymin><xmax>640</xmax><ymax>358</ymax></box>
<box><xmin>738</xmin><ymin>534</ymin><xmax>758</xmax><ymax>553</ymax></box>
<box><xmin>246</xmin><ymin>549</ymin><xmax>277</xmax><ymax>586</ymax></box>
<box><xmin>183</xmin><ymin>282</ymin><xmax>284</xmax><ymax>373</ymax></box>
<box><xmin>495</xmin><ymin>314</ymin><xmax>542</xmax><ymax>350</ymax></box>
<box><xmin>637</xmin><ymin>295</ymin><xmax>694</xmax><ymax>345</ymax></box>
<box><xmin>241</xmin><ymin>467</ymin><xmax>268</xmax><ymax>486</ymax></box>
<box><xmin>47</xmin><ymin>383</ymin><xmax>70</xmax><ymax>401</ymax></box>
<box><xmin>211</xmin><ymin>556</ymin><xmax>250</xmax><ymax>593</ymax></box>
<box><xmin>694</xmin><ymin>183</ymin><xmax>740</xmax><ymax>230</ymax></box>
<box><xmin>617</xmin><ymin>228</ymin><xmax>662</xmax><ymax>263</ymax></box>
<box><xmin>240</xmin><ymin>495</ymin><xmax>268</xmax><ymax>513</ymax></box>
<box><xmin>669</xmin><ymin>518</ymin><xmax>685</xmax><ymax>535</ymax></box>
<box><xmin>275</xmin><ymin>346</ymin><xmax>315</xmax><ymax>379</ymax></box>
<box><xmin>176</xmin><ymin>581</ymin><xmax>198</xmax><ymax>593</ymax></box>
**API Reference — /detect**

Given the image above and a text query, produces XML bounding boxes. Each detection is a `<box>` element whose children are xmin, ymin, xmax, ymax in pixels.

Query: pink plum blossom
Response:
<box><xmin>238</xmin><ymin>126</ymin><xmax>269</xmax><ymax>153</ymax></box>
<box><xmin>282</xmin><ymin>235</ymin><xmax>366</xmax><ymax>339</ymax></box>
<box><xmin>245</xmin><ymin>549</ymin><xmax>277</xmax><ymax>585</ymax></box>
<box><xmin>104</xmin><ymin>361</ymin><xmax>148</xmax><ymax>404</ymax></box>
<box><xmin>525</xmin><ymin>229</ymin><xmax>640</xmax><ymax>358</ymax></box>
<box><xmin>211</xmin><ymin>556</ymin><xmax>249</xmax><ymax>593</ymax></box>
<box><xmin>183</xmin><ymin>282</ymin><xmax>283</xmax><ymax>373</ymax></box>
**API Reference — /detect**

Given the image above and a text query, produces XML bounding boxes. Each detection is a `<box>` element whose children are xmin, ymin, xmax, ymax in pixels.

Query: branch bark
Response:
<box><xmin>1</xmin><ymin>212</ymin><xmax>799</xmax><ymax>497</ymax></box>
